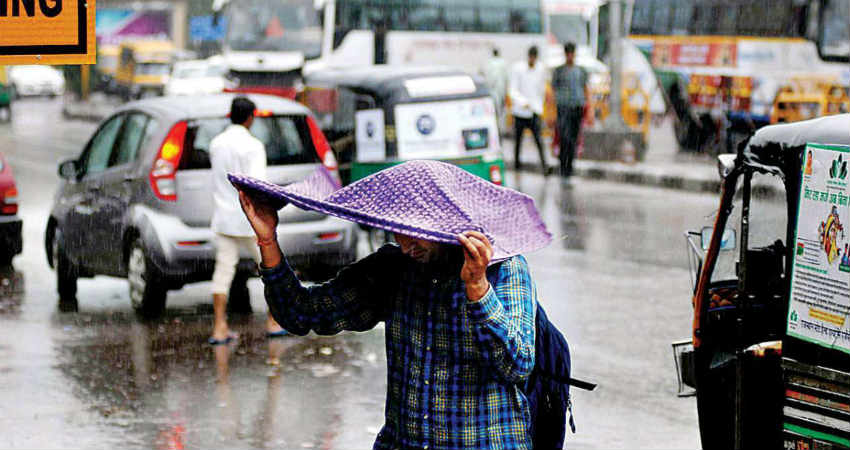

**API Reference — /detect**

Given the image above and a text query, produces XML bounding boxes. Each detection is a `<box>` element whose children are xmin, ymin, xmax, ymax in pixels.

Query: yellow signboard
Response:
<box><xmin>0</xmin><ymin>0</ymin><xmax>96</xmax><ymax>64</ymax></box>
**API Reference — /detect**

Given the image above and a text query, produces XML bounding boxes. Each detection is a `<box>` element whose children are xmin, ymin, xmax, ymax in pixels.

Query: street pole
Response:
<box><xmin>604</xmin><ymin>0</ymin><xmax>628</xmax><ymax>132</ymax></box>
<box><xmin>80</xmin><ymin>65</ymin><xmax>90</xmax><ymax>101</ymax></box>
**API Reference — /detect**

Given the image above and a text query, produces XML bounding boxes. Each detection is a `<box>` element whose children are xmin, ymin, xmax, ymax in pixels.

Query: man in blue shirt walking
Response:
<box><xmin>236</xmin><ymin>187</ymin><xmax>539</xmax><ymax>449</ymax></box>
<box><xmin>552</xmin><ymin>42</ymin><xmax>590</xmax><ymax>179</ymax></box>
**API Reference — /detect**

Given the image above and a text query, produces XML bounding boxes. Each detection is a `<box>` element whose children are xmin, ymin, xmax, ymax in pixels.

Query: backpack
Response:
<box><xmin>524</xmin><ymin>303</ymin><xmax>595</xmax><ymax>449</ymax></box>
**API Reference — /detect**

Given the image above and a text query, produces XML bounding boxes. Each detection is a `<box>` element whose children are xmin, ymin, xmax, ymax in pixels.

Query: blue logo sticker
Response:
<box><xmin>416</xmin><ymin>114</ymin><xmax>436</xmax><ymax>135</ymax></box>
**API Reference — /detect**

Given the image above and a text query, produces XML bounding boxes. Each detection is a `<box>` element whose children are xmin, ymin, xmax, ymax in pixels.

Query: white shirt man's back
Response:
<box><xmin>209</xmin><ymin>124</ymin><xmax>267</xmax><ymax>237</ymax></box>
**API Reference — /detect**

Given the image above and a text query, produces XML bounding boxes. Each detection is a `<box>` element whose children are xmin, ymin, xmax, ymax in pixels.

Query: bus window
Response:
<box><xmin>510</xmin><ymin>0</ymin><xmax>543</xmax><ymax>33</ymax></box>
<box><xmin>479</xmin><ymin>7</ymin><xmax>511</xmax><ymax>33</ymax></box>
<box><xmin>652</xmin><ymin>0</ymin><xmax>673</xmax><ymax>35</ymax></box>
<box><xmin>819</xmin><ymin>0</ymin><xmax>850</xmax><ymax>61</ymax></box>
<box><xmin>629</xmin><ymin>0</ymin><xmax>653</xmax><ymax>35</ymax></box>
<box><xmin>670</xmin><ymin>0</ymin><xmax>693</xmax><ymax>35</ymax></box>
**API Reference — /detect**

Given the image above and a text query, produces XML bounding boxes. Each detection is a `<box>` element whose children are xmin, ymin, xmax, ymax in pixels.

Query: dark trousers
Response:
<box><xmin>513</xmin><ymin>114</ymin><xmax>546</xmax><ymax>174</ymax></box>
<box><xmin>557</xmin><ymin>105</ymin><xmax>583</xmax><ymax>177</ymax></box>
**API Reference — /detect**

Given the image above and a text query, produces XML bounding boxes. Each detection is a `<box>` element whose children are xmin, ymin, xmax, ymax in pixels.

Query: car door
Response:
<box><xmin>88</xmin><ymin>111</ymin><xmax>154</xmax><ymax>274</ymax></box>
<box><xmin>64</xmin><ymin>113</ymin><xmax>126</xmax><ymax>268</ymax></box>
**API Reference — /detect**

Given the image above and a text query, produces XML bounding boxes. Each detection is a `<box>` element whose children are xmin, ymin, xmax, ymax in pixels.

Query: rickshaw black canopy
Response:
<box><xmin>740</xmin><ymin>114</ymin><xmax>850</xmax><ymax>180</ymax></box>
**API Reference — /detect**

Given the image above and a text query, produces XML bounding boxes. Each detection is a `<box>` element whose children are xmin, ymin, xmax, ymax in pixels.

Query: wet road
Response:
<box><xmin>0</xmin><ymin>98</ymin><xmax>714</xmax><ymax>449</ymax></box>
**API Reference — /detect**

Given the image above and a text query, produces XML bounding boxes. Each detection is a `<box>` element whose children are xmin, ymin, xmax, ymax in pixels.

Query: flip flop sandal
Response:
<box><xmin>266</xmin><ymin>330</ymin><xmax>289</xmax><ymax>339</ymax></box>
<box><xmin>208</xmin><ymin>332</ymin><xmax>239</xmax><ymax>346</ymax></box>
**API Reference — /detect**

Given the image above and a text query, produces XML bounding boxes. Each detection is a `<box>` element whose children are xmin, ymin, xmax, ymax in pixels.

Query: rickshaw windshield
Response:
<box><xmin>704</xmin><ymin>172</ymin><xmax>788</xmax><ymax>284</ymax></box>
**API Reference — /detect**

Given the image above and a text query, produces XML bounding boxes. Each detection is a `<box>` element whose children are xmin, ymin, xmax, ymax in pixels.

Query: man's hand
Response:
<box><xmin>238</xmin><ymin>190</ymin><xmax>279</xmax><ymax>242</ymax></box>
<box><xmin>458</xmin><ymin>231</ymin><xmax>493</xmax><ymax>302</ymax></box>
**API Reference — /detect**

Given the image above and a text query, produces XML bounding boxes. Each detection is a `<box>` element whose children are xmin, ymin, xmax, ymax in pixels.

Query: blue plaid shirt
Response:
<box><xmin>260</xmin><ymin>244</ymin><xmax>537</xmax><ymax>449</ymax></box>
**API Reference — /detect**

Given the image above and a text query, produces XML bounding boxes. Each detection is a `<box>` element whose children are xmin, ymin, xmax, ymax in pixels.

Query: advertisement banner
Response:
<box><xmin>355</xmin><ymin>109</ymin><xmax>386</xmax><ymax>163</ymax></box>
<box><xmin>787</xmin><ymin>143</ymin><xmax>850</xmax><ymax>354</ymax></box>
<box><xmin>394</xmin><ymin>97</ymin><xmax>499</xmax><ymax>160</ymax></box>
<box><xmin>0</xmin><ymin>0</ymin><xmax>96</xmax><ymax>64</ymax></box>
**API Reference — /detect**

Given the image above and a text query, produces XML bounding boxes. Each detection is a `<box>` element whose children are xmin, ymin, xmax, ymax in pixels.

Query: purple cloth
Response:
<box><xmin>228</xmin><ymin>160</ymin><xmax>552</xmax><ymax>262</ymax></box>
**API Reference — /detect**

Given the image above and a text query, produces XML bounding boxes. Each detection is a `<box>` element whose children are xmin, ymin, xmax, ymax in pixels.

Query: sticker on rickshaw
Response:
<box><xmin>788</xmin><ymin>143</ymin><xmax>850</xmax><ymax>354</ymax></box>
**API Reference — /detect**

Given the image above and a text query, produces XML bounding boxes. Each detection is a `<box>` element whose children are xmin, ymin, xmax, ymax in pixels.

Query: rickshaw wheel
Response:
<box><xmin>0</xmin><ymin>106</ymin><xmax>10</xmax><ymax>123</ymax></box>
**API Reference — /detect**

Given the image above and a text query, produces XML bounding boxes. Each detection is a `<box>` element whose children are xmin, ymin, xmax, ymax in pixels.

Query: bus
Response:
<box><xmin>213</xmin><ymin>0</ymin><xmax>549</xmax><ymax>94</ymax></box>
<box><xmin>629</xmin><ymin>0</ymin><xmax>850</xmax><ymax>152</ymax></box>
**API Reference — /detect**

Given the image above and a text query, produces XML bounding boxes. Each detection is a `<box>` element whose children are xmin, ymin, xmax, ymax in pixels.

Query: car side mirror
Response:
<box><xmin>702</xmin><ymin>227</ymin><xmax>736</xmax><ymax>251</ymax></box>
<box><xmin>58</xmin><ymin>159</ymin><xmax>79</xmax><ymax>180</ymax></box>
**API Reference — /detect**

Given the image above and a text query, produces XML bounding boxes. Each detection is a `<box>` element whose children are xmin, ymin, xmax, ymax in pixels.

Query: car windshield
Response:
<box><xmin>173</xmin><ymin>66</ymin><xmax>222</xmax><ymax>78</ymax></box>
<box><xmin>136</xmin><ymin>63</ymin><xmax>171</xmax><ymax>75</ymax></box>
<box><xmin>180</xmin><ymin>115</ymin><xmax>319</xmax><ymax>169</ymax></box>
<box><xmin>549</xmin><ymin>13</ymin><xmax>589</xmax><ymax>47</ymax></box>
<box><xmin>225</xmin><ymin>0</ymin><xmax>322</xmax><ymax>57</ymax></box>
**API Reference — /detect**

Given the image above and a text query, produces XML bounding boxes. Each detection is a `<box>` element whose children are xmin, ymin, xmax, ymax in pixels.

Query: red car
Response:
<box><xmin>0</xmin><ymin>152</ymin><xmax>21</xmax><ymax>265</ymax></box>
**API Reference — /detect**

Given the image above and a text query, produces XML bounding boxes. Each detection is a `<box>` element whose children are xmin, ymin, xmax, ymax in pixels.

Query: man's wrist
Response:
<box><xmin>466</xmin><ymin>280</ymin><xmax>490</xmax><ymax>302</ymax></box>
<box><xmin>257</xmin><ymin>233</ymin><xmax>278</xmax><ymax>247</ymax></box>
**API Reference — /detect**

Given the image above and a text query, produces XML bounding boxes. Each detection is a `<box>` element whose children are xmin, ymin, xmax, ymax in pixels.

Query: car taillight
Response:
<box><xmin>307</xmin><ymin>116</ymin><xmax>338</xmax><ymax>172</ymax></box>
<box><xmin>149</xmin><ymin>121</ymin><xmax>187</xmax><ymax>202</ymax></box>
<box><xmin>489</xmin><ymin>165</ymin><xmax>503</xmax><ymax>185</ymax></box>
<box><xmin>1</xmin><ymin>186</ymin><xmax>17</xmax><ymax>215</ymax></box>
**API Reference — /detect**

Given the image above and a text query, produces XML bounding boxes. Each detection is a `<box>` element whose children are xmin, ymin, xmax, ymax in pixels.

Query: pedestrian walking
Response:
<box><xmin>510</xmin><ymin>45</ymin><xmax>548</xmax><ymax>176</ymax></box>
<box><xmin>233</xmin><ymin>160</ymin><xmax>553</xmax><ymax>449</ymax></box>
<box><xmin>208</xmin><ymin>96</ymin><xmax>286</xmax><ymax>349</ymax></box>
<box><xmin>484</xmin><ymin>47</ymin><xmax>509</xmax><ymax>133</ymax></box>
<box><xmin>552</xmin><ymin>42</ymin><xmax>589</xmax><ymax>179</ymax></box>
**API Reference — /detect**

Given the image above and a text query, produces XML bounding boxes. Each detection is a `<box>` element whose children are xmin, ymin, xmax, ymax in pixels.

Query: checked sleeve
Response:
<box><xmin>465</xmin><ymin>255</ymin><xmax>537</xmax><ymax>384</ymax></box>
<box><xmin>259</xmin><ymin>245</ymin><xmax>399</xmax><ymax>336</ymax></box>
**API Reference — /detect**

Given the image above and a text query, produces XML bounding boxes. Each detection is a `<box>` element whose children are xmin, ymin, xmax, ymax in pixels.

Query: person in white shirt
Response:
<box><xmin>509</xmin><ymin>45</ymin><xmax>548</xmax><ymax>176</ymax></box>
<box><xmin>484</xmin><ymin>47</ymin><xmax>509</xmax><ymax>132</ymax></box>
<box><xmin>209</xmin><ymin>97</ymin><xmax>286</xmax><ymax>348</ymax></box>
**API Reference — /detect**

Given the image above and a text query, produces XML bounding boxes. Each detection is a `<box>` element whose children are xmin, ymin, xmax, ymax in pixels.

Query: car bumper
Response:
<box><xmin>149</xmin><ymin>216</ymin><xmax>358</xmax><ymax>283</ymax></box>
<box><xmin>0</xmin><ymin>215</ymin><xmax>23</xmax><ymax>257</ymax></box>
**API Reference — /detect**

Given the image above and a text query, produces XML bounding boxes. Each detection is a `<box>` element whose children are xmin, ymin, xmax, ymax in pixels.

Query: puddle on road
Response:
<box><xmin>49</xmin><ymin>311</ymin><xmax>387</xmax><ymax>449</ymax></box>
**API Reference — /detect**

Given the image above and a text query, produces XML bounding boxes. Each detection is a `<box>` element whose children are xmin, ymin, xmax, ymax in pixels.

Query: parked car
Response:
<box><xmin>8</xmin><ymin>65</ymin><xmax>65</xmax><ymax>97</ymax></box>
<box><xmin>164</xmin><ymin>59</ymin><xmax>228</xmax><ymax>96</ymax></box>
<box><xmin>0</xmin><ymin>152</ymin><xmax>22</xmax><ymax>266</ymax></box>
<box><xmin>46</xmin><ymin>94</ymin><xmax>358</xmax><ymax>316</ymax></box>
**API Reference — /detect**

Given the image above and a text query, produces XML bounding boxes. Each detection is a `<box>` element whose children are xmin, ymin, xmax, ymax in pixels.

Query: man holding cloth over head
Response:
<box><xmin>231</xmin><ymin>161</ymin><xmax>553</xmax><ymax>449</ymax></box>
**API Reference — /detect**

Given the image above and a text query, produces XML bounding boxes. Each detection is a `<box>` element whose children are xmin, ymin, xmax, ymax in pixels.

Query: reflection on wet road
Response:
<box><xmin>0</xmin><ymin>98</ymin><xmax>719</xmax><ymax>449</ymax></box>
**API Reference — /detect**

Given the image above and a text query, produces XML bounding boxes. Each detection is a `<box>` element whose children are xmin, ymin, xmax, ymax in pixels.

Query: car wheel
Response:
<box><xmin>127</xmin><ymin>239</ymin><xmax>167</xmax><ymax>318</ymax></box>
<box><xmin>0</xmin><ymin>251</ymin><xmax>12</xmax><ymax>267</ymax></box>
<box><xmin>52</xmin><ymin>227</ymin><xmax>78</xmax><ymax>312</ymax></box>
<box><xmin>367</xmin><ymin>228</ymin><xmax>393</xmax><ymax>252</ymax></box>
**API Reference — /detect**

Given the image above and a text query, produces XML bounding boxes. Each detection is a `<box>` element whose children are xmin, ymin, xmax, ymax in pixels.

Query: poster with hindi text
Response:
<box><xmin>787</xmin><ymin>143</ymin><xmax>850</xmax><ymax>354</ymax></box>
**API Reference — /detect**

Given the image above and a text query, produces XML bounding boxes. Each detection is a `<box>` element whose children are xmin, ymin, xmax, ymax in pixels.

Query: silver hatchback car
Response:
<box><xmin>46</xmin><ymin>94</ymin><xmax>358</xmax><ymax>316</ymax></box>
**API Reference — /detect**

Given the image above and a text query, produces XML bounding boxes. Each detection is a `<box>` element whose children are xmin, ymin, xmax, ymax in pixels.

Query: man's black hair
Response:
<box><xmin>528</xmin><ymin>46</ymin><xmax>538</xmax><ymax>58</ymax></box>
<box><xmin>230</xmin><ymin>96</ymin><xmax>256</xmax><ymax>125</ymax></box>
<box><xmin>564</xmin><ymin>42</ymin><xmax>576</xmax><ymax>54</ymax></box>
<box><xmin>492</xmin><ymin>48</ymin><xmax>500</xmax><ymax>57</ymax></box>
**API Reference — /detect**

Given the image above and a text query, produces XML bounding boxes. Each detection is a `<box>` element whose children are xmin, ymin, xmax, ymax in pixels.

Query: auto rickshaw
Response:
<box><xmin>677</xmin><ymin>114</ymin><xmax>850</xmax><ymax>449</ymax></box>
<box><xmin>301</xmin><ymin>66</ymin><xmax>505</xmax><ymax>249</ymax></box>
<box><xmin>0</xmin><ymin>66</ymin><xmax>12</xmax><ymax>122</ymax></box>
<box><xmin>115</xmin><ymin>40</ymin><xmax>175</xmax><ymax>100</ymax></box>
